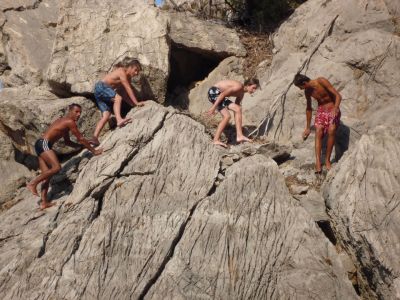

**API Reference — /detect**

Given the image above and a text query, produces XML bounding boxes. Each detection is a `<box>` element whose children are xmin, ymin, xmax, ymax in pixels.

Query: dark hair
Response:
<box><xmin>68</xmin><ymin>103</ymin><xmax>82</xmax><ymax>110</ymax></box>
<box><xmin>244</xmin><ymin>78</ymin><xmax>260</xmax><ymax>87</ymax></box>
<box><xmin>115</xmin><ymin>57</ymin><xmax>142</xmax><ymax>70</ymax></box>
<box><xmin>293</xmin><ymin>73</ymin><xmax>310</xmax><ymax>86</ymax></box>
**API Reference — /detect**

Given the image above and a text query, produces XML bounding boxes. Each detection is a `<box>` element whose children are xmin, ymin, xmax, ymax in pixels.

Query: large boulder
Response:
<box><xmin>244</xmin><ymin>0</ymin><xmax>400</xmax><ymax>144</ymax></box>
<box><xmin>0</xmin><ymin>103</ymin><xmax>357</xmax><ymax>299</ymax></box>
<box><xmin>146</xmin><ymin>155</ymin><xmax>357</xmax><ymax>299</ymax></box>
<box><xmin>0</xmin><ymin>160</ymin><xmax>31</xmax><ymax>206</ymax></box>
<box><xmin>0</xmin><ymin>0</ymin><xmax>59</xmax><ymax>86</ymax></box>
<box><xmin>46</xmin><ymin>0</ymin><xmax>170</xmax><ymax>100</ymax></box>
<box><xmin>45</xmin><ymin>1</ymin><xmax>245</xmax><ymax>102</ymax></box>
<box><xmin>323</xmin><ymin>126</ymin><xmax>400</xmax><ymax>299</ymax></box>
<box><xmin>168</xmin><ymin>12</ymin><xmax>246</xmax><ymax>57</ymax></box>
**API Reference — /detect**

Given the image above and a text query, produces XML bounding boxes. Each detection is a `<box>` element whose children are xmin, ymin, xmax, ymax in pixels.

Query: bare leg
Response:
<box><xmin>315</xmin><ymin>127</ymin><xmax>324</xmax><ymax>173</ymax></box>
<box><xmin>92</xmin><ymin>111</ymin><xmax>112</xmax><ymax>146</ymax></box>
<box><xmin>37</xmin><ymin>157</ymin><xmax>55</xmax><ymax>209</ymax></box>
<box><xmin>27</xmin><ymin>150</ymin><xmax>61</xmax><ymax>197</ymax></box>
<box><xmin>113</xmin><ymin>94</ymin><xmax>131</xmax><ymax>127</ymax></box>
<box><xmin>213</xmin><ymin>108</ymin><xmax>230</xmax><ymax>148</ymax></box>
<box><xmin>228</xmin><ymin>103</ymin><xmax>252</xmax><ymax>143</ymax></box>
<box><xmin>325</xmin><ymin>124</ymin><xmax>337</xmax><ymax>171</ymax></box>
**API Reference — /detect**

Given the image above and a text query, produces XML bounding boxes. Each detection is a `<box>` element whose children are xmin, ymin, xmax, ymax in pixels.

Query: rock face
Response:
<box><xmin>323</xmin><ymin>127</ymin><xmax>400</xmax><ymax>299</ymax></box>
<box><xmin>0</xmin><ymin>103</ymin><xmax>357</xmax><ymax>299</ymax></box>
<box><xmin>0</xmin><ymin>0</ymin><xmax>59</xmax><ymax>86</ymax></box>
<box><xmin>46</xmin><ymin>0</ymin><xmax>170</xmax><ymax>100</ymax></box>
<box><xmin>168</xmin><ymin>12</ymin><xmax>246</xmax><ymax>58</ymax></box>
<box><xmin>243</xmin><ymin>0</ymin><xmax>400</xmax><ymax>145</ymax></box>
<box><xmin>45</xmin><ymin>0</ymin><xmax>245</xmax><ymax>102</ymax></box>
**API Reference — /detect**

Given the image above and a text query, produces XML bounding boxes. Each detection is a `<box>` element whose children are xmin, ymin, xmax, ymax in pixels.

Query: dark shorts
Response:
<box><xmin>94</xmin><ymin>81</ymin><xmax>116</xmax><ymax>113</ymax></box>
<box><xmin>208</xmin><ymin>86</ymin><xmax>232</xmax><ymax>111</ymax></box>
<box><xmin>34</xmin><ymin>139</ymin><xmax>53</xmax><ymax>156</ymax></box>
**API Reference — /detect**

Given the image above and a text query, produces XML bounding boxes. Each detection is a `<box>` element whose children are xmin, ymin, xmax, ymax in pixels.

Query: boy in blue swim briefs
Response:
<box><xmin>91</xmin><ymin>57</ymin><xmax>145</xmax><ymax>146</ymax></box>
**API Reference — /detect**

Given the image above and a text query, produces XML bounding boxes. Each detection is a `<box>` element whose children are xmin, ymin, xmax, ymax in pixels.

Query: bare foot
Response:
<box><xmin>213</xmin><ymin>140</ymin><xmax>228</xmax><ymax>148</ymax></box>
<box><xmin>40</xmin><ymin>201</ymin><xmax>56</xmax><ymax>210</ymax></box>
<box><xmin>117</xmin><ymin>118</ymin><xmax>132</xmax><ymax>128</ymax></box>
<box><xmin>237</xmin><ymin>136</ymin><xmax>252</xmax><ymax>144</ymax></box>
<box><xmin>325</xmin><ymin>161</ymin><xmax>332</xmax><ymax>171</ymax></box>
<box><xmin>89</xmin><ymin>137</ymin><xmax>100</xmax><ymax>147</ymax></box>
<box><xmin>27</xmin><ymin>182</ymin><xmax>39</xmax><ymax>196</ymax></box>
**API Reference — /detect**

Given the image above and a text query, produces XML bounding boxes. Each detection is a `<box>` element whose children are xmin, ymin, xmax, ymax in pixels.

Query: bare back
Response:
<box><xmin>214</xmin><ymin>79</ymin><xmax>244</xmax><ymax>99</ymax></box>
<box><xmin>42</xmin><ymin>117</ymin><xmax>75</xmax><ymax>143</ymax></box>
<box><xmin>102</xmin><ymin>68</ymin><xmax>130</xmax><ymax>89</ymax></box>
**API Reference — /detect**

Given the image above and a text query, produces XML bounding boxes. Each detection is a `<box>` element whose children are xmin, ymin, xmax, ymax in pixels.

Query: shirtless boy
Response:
<box><xmin>91</xmin><ymin>57</ymin><xmax>145</xmax><ymax>146</ymax></box>
<box><xmin>27</xmin><ymin>103</ymin><xmax>103</xmax><ymax>209</ymax></box>
<box><xmin>206</xmin><ymin>78</ymin><xmax>259</xmax><ymax>147</ymax></box>
<box><xmin>293</xmin><ymin>74</ymin><xmax>342</xmax><ymax>173</ymax></box>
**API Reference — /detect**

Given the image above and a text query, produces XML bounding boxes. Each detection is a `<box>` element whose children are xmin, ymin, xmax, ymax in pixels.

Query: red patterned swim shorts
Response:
<box><xmin>314</xmin><ymin>106</ymin><xmax>341</xmax><ymax>134</ymax></box>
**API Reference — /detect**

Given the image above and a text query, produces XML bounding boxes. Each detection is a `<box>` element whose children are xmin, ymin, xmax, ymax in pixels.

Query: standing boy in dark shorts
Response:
<box><xmin>206</xmin><ymin>78</ymin><xmax>259</xmax><ymax>148</ymax></box>
<box><xmin>27</xmin><ymin>104</ymin><xmax>102</xmax><ymax>209</ymax></box>
<box><xmin>293</xmin><ymin>74</ymin><xmax>342</xmax><ymax>173</ymax></box>
<box><xmin>91</xmin><ymin>57</ymin><xmax>145</xmax><ymax>146</ymax></box>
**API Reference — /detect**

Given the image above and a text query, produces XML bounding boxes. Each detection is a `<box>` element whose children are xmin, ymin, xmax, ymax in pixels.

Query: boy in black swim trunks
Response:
<box><xmin>27</xmin><ymin>104</ymin><xmax>102</xmax><ymax>210</ymax></box>
<box><xmin>91</xmin><ymin>57</ymin><xmax>145</xmax><ymax>146</ymax></box>
<box><xmin>206</xmin><ymin>78</ymin><xmax>259</xmax><ymax>147</ymax></box>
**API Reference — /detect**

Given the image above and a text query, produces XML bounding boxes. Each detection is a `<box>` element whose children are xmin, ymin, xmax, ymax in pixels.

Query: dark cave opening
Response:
<box><xmin>166</xmin><ymin>42</ymin><xmax>225</xmax><ymax>109</ymax></box>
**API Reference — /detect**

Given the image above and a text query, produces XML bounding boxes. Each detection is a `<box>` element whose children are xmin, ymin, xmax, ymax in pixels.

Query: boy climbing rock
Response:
<box><xmin>91</xmin><ymin>57</ymin><xmax>145</xmax><ymax>146</ymax></box>
<box><xmin>27</xmin><ymin>104</ymin><xmax>102</xmax><ymax>209</ymax></box>
<box><xmin>206</xmin><ymin>78</ymin><xmax>259</xmax><ymax>148</ymax></box>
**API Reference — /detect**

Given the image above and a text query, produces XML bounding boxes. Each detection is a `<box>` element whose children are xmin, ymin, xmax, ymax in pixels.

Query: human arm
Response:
<box><xmin>318</xmin><ymin>77</ymin><xmax>342</xmax><ymax>116</ymax></box>
<box><xmin>303</xmin><ymin>91</ymin><xmax>312</xmax><ymax>140</ymax></box>
<box><xmin>63</xmin><ymin>132</ymin><xmax>82</xmax><ymax>149</ymax></box>
<box><xmin>119</xmin><ymin>70</ymin><xmax>144</xmax><ymax>107</ymax></box>
<box><xmin>68</xmin><ymin>121</ymin><xmax>102</xmax><ymax>155</ymax></box>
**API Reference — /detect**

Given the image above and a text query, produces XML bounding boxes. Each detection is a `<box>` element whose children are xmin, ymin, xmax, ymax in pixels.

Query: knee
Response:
<box><xmin>223</xmin><ymin>114</ymin><xmax>231</xmax><ymax>121</ymax></box>
<box><xmin>114</xmin><ymin>94</ymin><xmax>122</xmax><ymax>103</ymax></box>
<box><xmin>315</xmin><ymin>128</ymin><xmax>324</xmax><ymax>138</ymax></box>
<box><xmin>328</xmin><ymin>127</ymin><xmax>336</xmax><ymax>137</ymax></box>
<box><xmin>231</xmin><ymin>104</ymin><xmax>241</xmax><ymax>113</ymax></box>
<box><xmin>51</xmin><ymin>165</ymin><xmax>61</xmax><ymax>174</ymax></box>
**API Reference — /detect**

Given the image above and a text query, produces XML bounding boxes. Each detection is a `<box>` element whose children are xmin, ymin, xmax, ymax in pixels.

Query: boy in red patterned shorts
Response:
<box><xmin>294</xmin><ymin>74</ymin><xmax>342</xmax><ymax>173</ymax></box>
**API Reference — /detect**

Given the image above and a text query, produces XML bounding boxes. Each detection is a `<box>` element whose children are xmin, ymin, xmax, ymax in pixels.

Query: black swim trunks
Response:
<box><xmin>34</xmin><ymin>139</ymin><xmax>53</xmax><ymax>156</ymax></box>
<box><xmin>208</xmin><ymin>86</ymin><xmax>232</xmax><ymax>111</ymax></box>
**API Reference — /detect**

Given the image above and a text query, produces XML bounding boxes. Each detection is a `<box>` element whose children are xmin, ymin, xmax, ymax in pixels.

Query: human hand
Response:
<box><xmin>302</xmin><ymin>128</ymin><xmax>311</xmax><ymax>140</ymax></box>
<box><xmin>136</xmin><ymin>101</ymin><xmax>145</xmax><ymax>107</ymax></box>
<box><xmin>332</xmin><ymin>107</ymin><xmax>339</xmax><ymax>117</ymax></box>
<box><xmin>206</xmin><ymin>108</ymin><xmax>216</xmax><ymax>116</ymax></box>
<box><xmin>94</xmin><ymin>148</ymin><xmax>103</xmax><ymax>156</ymax></box>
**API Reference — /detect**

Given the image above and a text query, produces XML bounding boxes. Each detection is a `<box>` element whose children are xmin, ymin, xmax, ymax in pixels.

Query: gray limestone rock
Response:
<box><xmin>46</xmin><ymin>0</ymin><xmax>169</xmax><ymax>100</ymax></box>
<box><xmin>145</xmin><ymin>155</ymin><xmax>357</xmax><ymax>299</ymax></box>
<box><xmin>0</xmin><ymin>103</ymin><xmax>358</xmax><ymax>299</ymax></box>
<box><xmin>323</xmin><ymin>126</ymin><xmax>400</xmax><ymax>299</ymax></box>
<box><xmin>0</xmin><ymin>160</ymin><xmax>31</xmax><ymax>206</ymax></box>
<box><xmin>0</xmin><ymin>0</ymin><xmax>59</xmax><ymax>86</ymax></box>
<box><xmin>245</xmin><ymin>0</ymin><xmax>400</xmax><ymax>148</ymax></box>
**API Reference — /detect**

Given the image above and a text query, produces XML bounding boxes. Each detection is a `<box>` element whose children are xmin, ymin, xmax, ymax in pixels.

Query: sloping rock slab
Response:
<box><xmin>324</xmin><ymin>126</ymin><xmax>400</xmax><ymax>299</ymax></box>
<box><xmin>146</xmin><ymin>155</ymin><xmax>358</xmax><ymax>299</ymax></box>
<box><xmin>0</xmin><ymin>102</ymin><xmax>221</xmax><ymax>299</ymax></box>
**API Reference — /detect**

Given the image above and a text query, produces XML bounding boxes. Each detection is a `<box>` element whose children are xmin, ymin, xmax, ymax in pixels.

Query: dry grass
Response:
<box><xmin>237</xmin><ymin>29</ymin><xmax>273</xmax><ymax>78</ymax></box>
